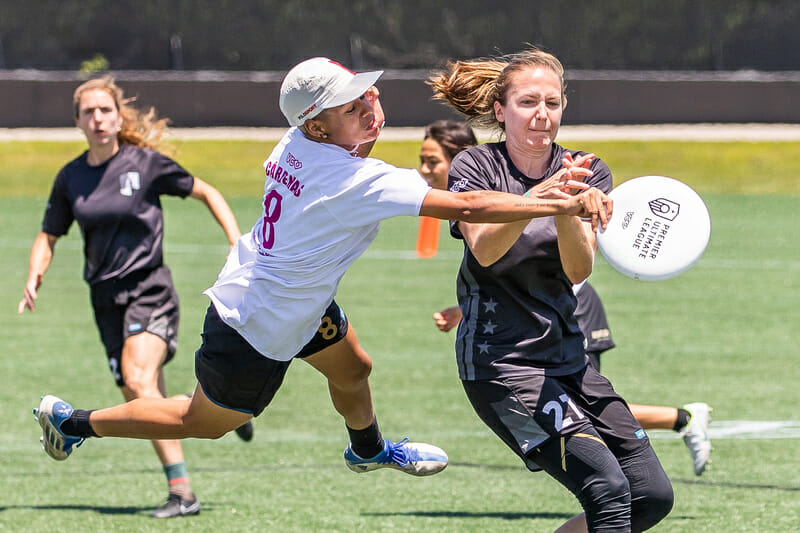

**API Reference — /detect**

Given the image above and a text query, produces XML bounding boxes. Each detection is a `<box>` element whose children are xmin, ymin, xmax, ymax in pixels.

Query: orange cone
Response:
<box><xmin>416</xmin><ymin>216</ymin><xmax>440</xmax><ymax>258</ymax></box>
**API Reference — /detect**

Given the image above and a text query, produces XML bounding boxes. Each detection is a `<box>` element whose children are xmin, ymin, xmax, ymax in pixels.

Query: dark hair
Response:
<box><xmin>423</xmin><ymin>120</ymin><xmax>478</xmax><ymax>160</ymax></box>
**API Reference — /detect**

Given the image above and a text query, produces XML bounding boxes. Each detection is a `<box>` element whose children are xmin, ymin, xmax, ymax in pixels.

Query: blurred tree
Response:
<box><xmin>0</xmin><ymin>0</ymin><xmax>797</xmax><ymax>71</ymax></box>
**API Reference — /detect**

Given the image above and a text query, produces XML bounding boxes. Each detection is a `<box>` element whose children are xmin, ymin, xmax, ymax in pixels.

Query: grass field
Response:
<box><xmin>1</xmin><ymin>137</ymin><xmax>798</xmax><ymax>532</ymax></box>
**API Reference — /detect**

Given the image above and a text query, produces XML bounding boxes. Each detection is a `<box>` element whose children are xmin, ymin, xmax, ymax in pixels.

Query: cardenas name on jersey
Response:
<box><xmin>265</xmin><ymin>158</ymin><xmax>305</xmax><ymax>197</ymax></box>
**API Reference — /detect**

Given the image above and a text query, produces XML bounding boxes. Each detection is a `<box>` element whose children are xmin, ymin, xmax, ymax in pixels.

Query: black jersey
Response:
<box><xmin>573</xmin><ymin>281</ymin><xmax>616</xmax><ymax>354</ymax></box>
<box><xmin>448</xmin><ymin>142</ymin><xmax>613</xmax><ymax>381</ymax></box>
<box><xmin>42</xmin><ymin>144</ymin><xmax>194</xmax><ymax>285</ymax></box>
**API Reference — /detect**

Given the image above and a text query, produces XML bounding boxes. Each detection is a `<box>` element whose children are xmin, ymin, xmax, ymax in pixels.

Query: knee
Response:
<box><xmin>631</xmin><ymin>478</ymin><xmax>673</xmax><ymax>532</ymax></box>
<box><xmin>581</xmin><ymin>464</ymin><xmax>631</xmax><ymax>515</ymax></box>
<box><xmin>121</xmin><ymin>375</ymin><xmax>158</xmax><ymax>398</ymax></box>
<box><xmin>331</xmin><ymin>353</ymin><xmax>372</xmax><ymax>391</ymax></box>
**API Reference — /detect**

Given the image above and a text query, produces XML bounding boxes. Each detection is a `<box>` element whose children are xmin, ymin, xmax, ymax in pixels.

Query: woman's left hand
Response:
<box><xmin>524</xmin><ymin>152</ymin><xmax>595</xmax><ymax>200</ymax></box>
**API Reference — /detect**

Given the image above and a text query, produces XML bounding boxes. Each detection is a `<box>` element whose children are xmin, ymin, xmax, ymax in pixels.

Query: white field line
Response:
<box><xmin>648</xmin><ymin>420</ymin><xmax>800</xmax><ymax>440</ymax></box>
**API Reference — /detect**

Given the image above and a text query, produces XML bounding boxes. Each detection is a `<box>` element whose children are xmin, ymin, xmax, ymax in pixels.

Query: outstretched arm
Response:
<box><xmin>556</xmin><ymin>153</ymin><xmax>607</xmax><ymax>283</ymax></box>
<box><xmin>420</xmin><ymin>163</ymin><xmax>611</xmax><ymax>266</ymax></box>
<box><xmin>188</xmin><ymin>178</ymin><xmax>242</xmax><ymax>247</ymax></box>
<box><xmin>18</xmin><ymin>232</ymin><xmax>58</xmax><ymax>314</ymax></box>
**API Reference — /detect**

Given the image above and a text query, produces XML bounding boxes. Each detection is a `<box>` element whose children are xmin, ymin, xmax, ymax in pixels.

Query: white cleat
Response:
<box><xmin>681</xmin><ymin>402</ymin><xmax>712</xmax><ymax>475</ymax></box>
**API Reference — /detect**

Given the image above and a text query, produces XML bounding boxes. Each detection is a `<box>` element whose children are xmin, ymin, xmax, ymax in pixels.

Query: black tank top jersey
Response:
<box><xmin>448</xmin><ymin>142</ymin><xmax>613</xmax><ymax>381</ymax></box>
<box><xmin>42</xmin><ymin>144</ymin><xmax>194</xmax><ymax>285</ymax></box>
<box><xmin>574</xmin><ymin>281</ymin><xmax>616</xmax><ymax>354</ymax></box>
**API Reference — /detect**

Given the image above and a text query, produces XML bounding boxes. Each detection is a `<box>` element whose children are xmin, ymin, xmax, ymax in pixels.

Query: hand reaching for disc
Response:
<box><xmin>523</xmin><ymin>152</ymin><xmax>595</xmax><ymax>200</ymax></box>
<box><xmin>575</xmin><ymin>187</ymin><xmax>613</xmax><ymax>232</ymax></box>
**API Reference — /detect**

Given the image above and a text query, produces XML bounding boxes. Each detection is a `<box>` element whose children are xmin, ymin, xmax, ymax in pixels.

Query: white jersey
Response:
<box><xmin>205</xmin><ymin>127</ymin><xmax>430</xmax><ymax>360</ymax></box>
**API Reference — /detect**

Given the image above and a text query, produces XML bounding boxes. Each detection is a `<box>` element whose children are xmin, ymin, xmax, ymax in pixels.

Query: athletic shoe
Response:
<box><xmin>680</xmin><ymin>402</ymin><xmax>713</xmax><ymax>475</ymax></box>
<box><xmin>344</xmin><ymin>438</ymin><xmax>448</xmax><ymax>476</ymax></box>
<box><xmin>33</xmin><ymin>395</ymin><xmax>84</xmax><ymax>461</ymax></box>
<box><xmin>234</xmin><ymin>420</ymin><xmax>254</xmax><ymax>442</ymax></box>
<box><xmin>150</xmin><ymin>494</ymin><xmax>201</xmax><ymax>518</ymax></box>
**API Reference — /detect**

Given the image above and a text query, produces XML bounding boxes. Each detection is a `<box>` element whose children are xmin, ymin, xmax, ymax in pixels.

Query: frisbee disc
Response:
<box><xmin>596</xmin><ymin>176</ymin><xmax>710</xmax><ymax>281</ymax></box>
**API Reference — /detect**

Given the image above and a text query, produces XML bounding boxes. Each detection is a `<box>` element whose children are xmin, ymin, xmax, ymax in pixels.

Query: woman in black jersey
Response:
<box><xmin>424</xmin><ymin>125</ymin><xmax>712</xmax><ymax>480</ymax></box>
<box><xmin>18</xmin><ymin>77</ymin><xmax>241</xmax><ymax>518</ymax></box>
<box><xmin>429</xmin><ymin>48</ymin><xmax>674</xmax><ymax>532</ymax></box>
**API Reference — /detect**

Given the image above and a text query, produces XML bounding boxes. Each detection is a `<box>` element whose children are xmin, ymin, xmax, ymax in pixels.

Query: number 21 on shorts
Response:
<box><xmin>543</xmin><ymin>394</ymin><xmax>585</xmax><ymax>431</ymax></box>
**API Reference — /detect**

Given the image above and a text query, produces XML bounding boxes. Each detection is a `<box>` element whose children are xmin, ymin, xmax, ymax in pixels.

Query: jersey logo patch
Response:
<box><xmin>128</xmin><ymin>323</ymin><xmax>143</xmax><ymax>332</ymax></box>
<box><xmin>119</xmin><ymin>172</ymin><xmax>141</xmax><ymax>197</ymax></box>
<box><xmin>635</xmin><ymin>428</ymin><xmax>646</xmax><ymax>439</ymax></box>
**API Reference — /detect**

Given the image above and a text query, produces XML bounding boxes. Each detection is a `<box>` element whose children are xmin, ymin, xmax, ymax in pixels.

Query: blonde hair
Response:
<box><xmin>73</xmin><ymin>76</ymin><xmax>173</xmax><ymax>153</ymax></box>
<box><xmin>428</xmin><ymin>47</ymin><xmax>566</xmax><ymax>133</ymax></box>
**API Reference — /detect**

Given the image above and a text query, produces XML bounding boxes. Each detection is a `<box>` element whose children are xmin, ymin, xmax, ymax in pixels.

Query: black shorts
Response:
<box><xmin>195</xmin><ymin>299</ymin><xmax>349</xmax><ymax>416</ymax></box>
<box><xmin>461</xmin><ymin>364</ymin><xmax>648</xmax><ymax>471</ymax></box>
<box><xmin>89</xmin><ymin>265</ymin><xmax>180</xmax><ymax>387</ymax></box>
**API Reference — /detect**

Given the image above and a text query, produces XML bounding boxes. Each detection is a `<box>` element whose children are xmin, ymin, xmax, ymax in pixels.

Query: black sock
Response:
<box><xmin>674</xmin><ymin>408</ymin><xmax>691</xmax><ymax>432</ymax></box>
<box><xmin>60</xmin><ymin>409</ymin><xmax>99</xmax><ymax>438</ymax></box>
<box><xmin>347</xmin><ymin>418</ymin><xmax>384</xmax><ymax>458</ymax></box>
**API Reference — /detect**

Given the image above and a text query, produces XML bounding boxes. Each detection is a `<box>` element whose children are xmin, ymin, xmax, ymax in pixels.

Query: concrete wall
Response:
<box><xmin>2</xmin><ymin>70</ymin><xmax>799</xmax><ymax>128</ymax></box>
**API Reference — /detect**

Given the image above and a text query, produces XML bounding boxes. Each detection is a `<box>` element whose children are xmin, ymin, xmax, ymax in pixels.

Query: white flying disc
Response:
<box><xmin>596</xmin><ymin>176</ymin><xmax>710</xmax><ymax>281</ymax></box>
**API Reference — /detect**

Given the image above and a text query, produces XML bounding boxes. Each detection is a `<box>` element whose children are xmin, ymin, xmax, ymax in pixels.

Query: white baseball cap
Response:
<box><xmin>279</xmin><ymin>57</ymin><xmax>384</xmax><ymax>126</ymax></box>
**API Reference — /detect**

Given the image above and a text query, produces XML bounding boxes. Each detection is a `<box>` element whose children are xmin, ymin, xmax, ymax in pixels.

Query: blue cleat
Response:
<box><xmin>33</xmin><ymin>395</ymin><xmax>84</xmax><ymax>461</ymax></box>
<box><xmin>344</xmin><ymin>438</ymin><xmax>448</xmax><ymax>476</ymax></box>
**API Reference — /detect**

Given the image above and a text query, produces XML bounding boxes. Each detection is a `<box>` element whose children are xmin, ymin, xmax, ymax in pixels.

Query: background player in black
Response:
<box><xmin>429</xmin><ymin>48</ymin><xmax>672</xmax><ymax>532</ymax></box>
<box><xmin>18</xmin><ymin>76</ymin><xmax>241</xmax><ymax>518</ymax></box>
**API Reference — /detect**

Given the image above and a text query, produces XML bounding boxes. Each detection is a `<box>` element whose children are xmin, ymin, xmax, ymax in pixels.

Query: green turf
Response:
<box><xmin>1</xmin><ymin>139</ymin><xmax>798</xmax><ymax>532</ymax></box>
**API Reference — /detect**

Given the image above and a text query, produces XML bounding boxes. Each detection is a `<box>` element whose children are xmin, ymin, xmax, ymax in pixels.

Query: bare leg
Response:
<box><xmin>90</xmin><ymin>382</ymin><xmax>251</xmax><ymax>440</ymax></box>
<box><xmin>302</xmin><ymin>325</ymin><xmax>374</xmax><ymax>430</ymax></box>
<box><xmin>119</xmin><ymin>332</ymin><xmax>186</xmax><ymax>466</ymax></box>
<box><xmin>629</xmin><ymin>404</ymin><xmax>678</xmax><ymax>430</ymax></box>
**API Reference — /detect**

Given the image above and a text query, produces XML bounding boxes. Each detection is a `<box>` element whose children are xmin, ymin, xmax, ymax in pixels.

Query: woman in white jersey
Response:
<box><xmin>35</xmin><ymin>57</ymin><xmax>611</xmax><ymax>481</ymax></box>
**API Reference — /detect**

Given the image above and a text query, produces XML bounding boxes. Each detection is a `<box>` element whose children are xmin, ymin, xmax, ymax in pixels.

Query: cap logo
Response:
<box><xmin>297</xmin><ymin>103</ymin><xmax>318</xmax><ymax>121</ymax></box>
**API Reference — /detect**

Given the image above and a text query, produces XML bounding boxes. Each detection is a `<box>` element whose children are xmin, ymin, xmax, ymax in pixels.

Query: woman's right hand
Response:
<box><xmin>18</xmin><ymin>276</ymin><xmax>42</xmax><ymax>314</ymax></box>
<box><xmin>565</xmin><ymin>187</ymin><xmax>613</xmax><ymax>232</ymax></box>
<box><xmin>433</xmin><ymin>306</ymin><xmax>463</xmax><ymax>332</ymax></box>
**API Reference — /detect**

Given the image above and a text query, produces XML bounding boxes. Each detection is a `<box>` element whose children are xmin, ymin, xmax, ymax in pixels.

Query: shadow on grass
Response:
<box><xmin>6</xmin><ymin>462</ymin><xmax>799</xmax><ymax>494</ymax></box>
<box><xmin>670</xmin><ymin>477</ymin><xmax>800</xmax><ymax>493</ymax></box>
<box><xmin>0</xmin><ymin>503</ymin><xmax>220</xmax><ymax>515</ymax></box>
<box><xmin>363</xmin><ymin>510</ymin><xmax>573</xmax><ymax>521</ymax></box>
<box><xmin>453</xmin><ymin>463</ymin><xmax>800</xmax><ymax>493</ymax></box>
<box><xmin>0</xmin><ymin>504</ymin><xmax>148</xmax><ymax>515</ymax></box>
